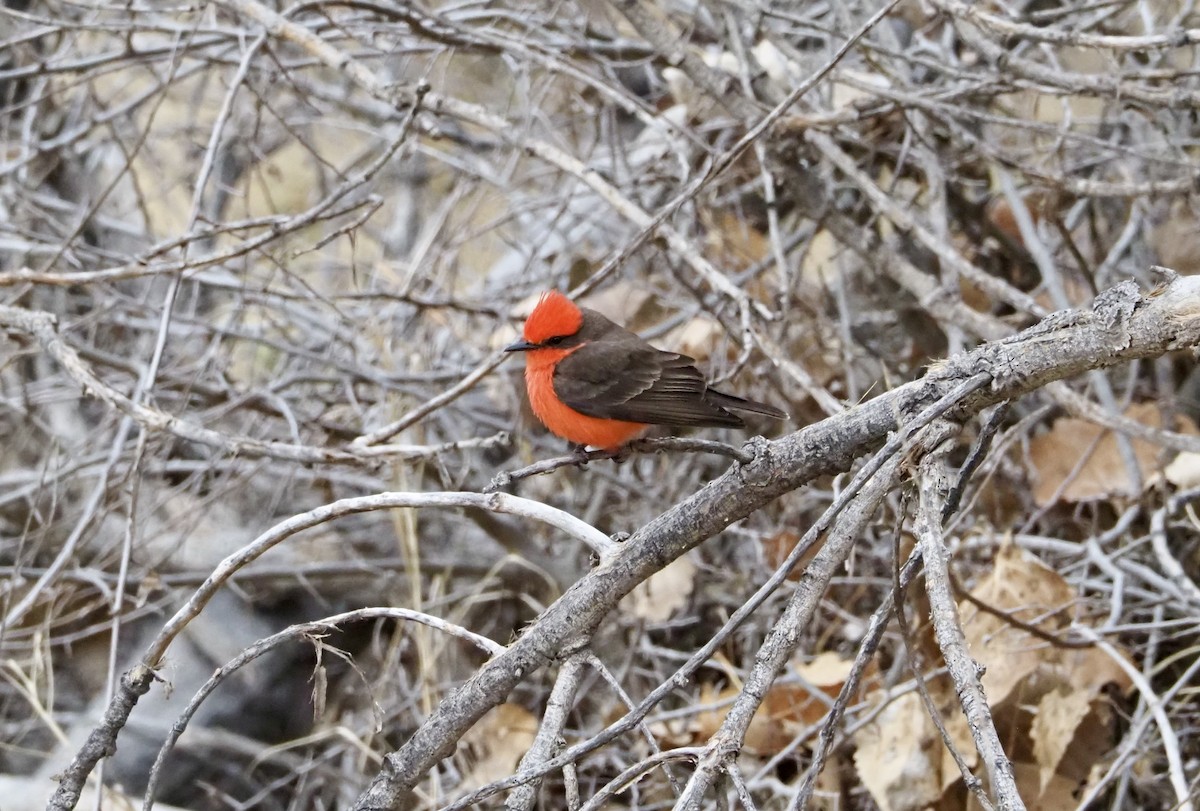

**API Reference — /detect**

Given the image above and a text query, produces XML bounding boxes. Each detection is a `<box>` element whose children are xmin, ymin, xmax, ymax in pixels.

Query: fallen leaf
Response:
<box><xmin>752</xmin><ymin>39</ymin><xmax>800</xmax><ymax>87</ymax></box>
<box><xmin>1149</xmin><ymin>200</ymin><xmax>1200</xmax><ymax>277</ymax></box>
<box><xmin>458</xmin><ymin>703</ymin><xmax>539</xmax><ymax>790</ymax></box>
<box><xmin>951</xmin><ymin>543</ymin><xmax>1130</xmax><ymax>805</ymax></box>
<box><xmin>1028</xmin><ymin>403</ymin><xmax>1193</xmax><ymax>506</ymax></box>
<box><xmin>664</xmin><ymin>316</ymin><xmax>725</xmax><ymax>362</ymax></box>
<box><xmin>579</xmin><ymin>283</ymin><xmax>659</xmax><ymax>332</ymax></box>
<box><xmin>854</xmin><ymin>692</ymin><xmax>943</xmax><ymax>811</ymax></box>
<box><xmin>830</xmin><ymin>68</ymin><xmax>891</xmax><ymax>112</ymax></box>
<box><xmin>797</xmin><ymin>651</ymin><xmax>855</xmax><ymax>690</ymax></box>
<box><xmin>799</xmin><ymin>229</ymin><xmax>843</xmax><ymax>287</ymax></box>
<box><xmin>986</xmin><ymin>194</ymin><xmax>1042</xmax><ymax>249</ymax></box>
<box><xmin>704</xmin><ymin>210</ymin><xmax>769</xmax><ymax>270</ymax></box>
<box><xmin>1031</xmin><ymin>685</ymin><xmax>1092</xmax><ymax>792</ymax></box>
<box><xmin>1061</xmin><ymin>644</ymin><xmax>1134</xmax><ymax>697</ymax></box>
<box><xmin>761</xmin><ymin>529</ymin><xmax>819</xmax><ymax>581</ymax></box>
<box><xmin>1165</xmin><ymin>450</ymin><xmax>1200</xmax><ymax>489</ymax></box>
<box><xmin>620</xmin><ymin>554</ymin><xmax>697</xmax><ymax>622</ymax></box>
<box><xmin>964</xmin><ymin>761</ymin><xmax>1084</xmax><ymax>811</ymax></box>
<box><xmin>960</xmin><ymin>544</ymin><xmax>1076</xmax><ymax>706</ymax></box>
<box><xmin>689</xmin><ymin>653</ymin><xmax>870</xmax><ymax>756</ymax></box>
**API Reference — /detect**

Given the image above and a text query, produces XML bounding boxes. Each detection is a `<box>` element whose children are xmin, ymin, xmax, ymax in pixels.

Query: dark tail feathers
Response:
<box><xmin>706</xmin><ymin>390</ymin><xmax>788</xmax><ymax>421</ymax></box>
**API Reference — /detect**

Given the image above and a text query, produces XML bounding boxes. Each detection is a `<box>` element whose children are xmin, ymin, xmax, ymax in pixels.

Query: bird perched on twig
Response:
<box><xmin>505</xmin><ymin>290</ymin><xmax>786</xmax><ymax>451</ymax></box>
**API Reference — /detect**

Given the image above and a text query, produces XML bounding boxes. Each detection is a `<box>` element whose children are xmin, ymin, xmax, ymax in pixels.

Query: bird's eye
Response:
<box><xmin>546</xmin><ymin>335</ymin><xmax>566</xmax><ymax>346</ymax></box>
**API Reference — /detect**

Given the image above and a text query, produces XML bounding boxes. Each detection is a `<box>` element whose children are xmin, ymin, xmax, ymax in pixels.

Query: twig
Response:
<box><xmin>788</xmin><ymin>547</ymin><xmax>925</xmax><ymax>809</ymax></box>
<box><xmin>1071</xmin><ymin>627</ymin><xmax>1195</xmax><ymax>811</ymax></box>
<box><xmin>485</xmin><ymin>436</ymin><xmax>755</xmax><ymax>492</ymax></box>
<box><xmin>0</xmin><ymin>304</ymin><xmax>507</xmax><ymax>465</ymax></box>
<box><xmin>45</xmin><ymin>491</ymin><xmax>610</xmax><ymax>810</ymax></box>
<box><xmin>45</xmin><ymin>666</ymin><xmax>157</xmax><ymax>811</ymax></box>
<box><xmin>1149</xmin><ymin>504</ymin><xmax>1200</xmax><ymax>607</ymax></box>
<box><xmin>672</xmin><ymin>441</ymin><xmax>908</xmax><ymax>808</ymax></box>
<box><xmin>948</xmin><ymin>571</ymin><xmax>1094</xmax><ymax>650</ymax></box>
<box><xmin>674</xmin><ymin>416</ymin><xmax>964</xmax><ymax>808</ymax></box>
<box><xmin>943</xmin><ymin>401</ymin><xmax>1009</xmax><ymax>522</ymax></box>
<box><xmin>898</xmin><ymin>432</ymin><xmax>993</xmax><ymax>810</ymax></box>
<box><xmin>931</xmin><ymin>0</ymin><xmax>1200</xmax><ymax>109</ymax></box>
<box><xmin>916</xmin><ymin>436</ymin><xmax>1024</xmax><ymax>810</ymax></box>
<box><xmin>933</xmin><ymin>0</ymin><xmax>1200</xmax><ymax>50</ymax></box>
<box><xmin>143</xmin><ymin>607</ymin><xmax>503</xmax><ymax>811</ymax></box>
<box><xmin>575</xmin><ymin>748</ymin><xmax>705</xmax><ymax>811</ymax></box>
<box><xmin>808</xmin><ymin>130</ymin><xmax>1047</xmax><ymax>318</ymax></box>
<box><xmin>1075</xmin><ymin>635</ymin><xmax>1200</xmax><ymax>809</ymax></box>
<box><xmin>504</xmin><ymin>653</ymin><xmax>588</xmax><ymax>811</ymax></box>
<box><xmin>443</xmin><ymin>374</ymin><xmax>991</xmax><ymax>810</ymax></box>
<box><xmin>351</xmin><ymin>351</ymin><xmax>509</xmax><ymax>448</ymax></box>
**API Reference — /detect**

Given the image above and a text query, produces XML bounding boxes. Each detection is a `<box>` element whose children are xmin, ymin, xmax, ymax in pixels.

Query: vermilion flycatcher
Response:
<box><xmin>505</xmin><ymin>291</ymin><xmax>786</xmax><ymax>450</ymax></box>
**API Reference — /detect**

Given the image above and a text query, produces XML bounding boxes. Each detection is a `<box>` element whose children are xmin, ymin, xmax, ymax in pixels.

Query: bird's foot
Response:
<box><xmin>609</xmin><ymin>444</ymin><xmax>635</xmax><ymax>464</ymax></box>
<box><xmin>568</xmin><ymin>443</ymin><xmax>592</xmax><ymax>466</ymax></box>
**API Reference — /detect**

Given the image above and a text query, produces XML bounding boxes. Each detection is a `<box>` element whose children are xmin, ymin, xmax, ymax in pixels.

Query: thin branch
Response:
<box><xmin>45</xmin><ymin>491</ymin><xmax>611</xmax><ymax>810</ymax></box>
<box><xmin>504</xmin><ymin>653</ymin><xmax>588</xmax><ymax>811</ymax></box>
<box><xmin>485</xmin><ymin>436</ymin><xmax>755</xmax><ymax>492</ymax></box>
<box><xmin>916</xmin><ymin>435</ymin><xmax>1023</xmax><ymax>810</ymax></box>
<box><xmin>143</xmin><ymin>607</ymin><xmax>503</xmax><ymax>811</ymax></box>
<box><xmin>0</xmin><ymin>304</ymin><xmax>507</xmax><ymax>465</ymax></box>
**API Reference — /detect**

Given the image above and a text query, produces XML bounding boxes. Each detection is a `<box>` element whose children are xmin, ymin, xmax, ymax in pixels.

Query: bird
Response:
<box><xmin>504</xmin><ymin>290</ymin><xmax>787</xmax><ymax>451</ymax></box>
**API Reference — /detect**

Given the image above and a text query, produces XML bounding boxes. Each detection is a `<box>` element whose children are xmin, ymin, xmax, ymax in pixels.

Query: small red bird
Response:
<box><xmin>505</xmin><ymin>291</ymin><xmax>786</xmax><ymax>451</ymax></box>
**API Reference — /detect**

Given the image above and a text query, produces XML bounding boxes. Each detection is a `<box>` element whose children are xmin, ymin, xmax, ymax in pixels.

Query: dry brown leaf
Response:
<box><xmin>1031</xmin><ymin>686</ymin><xmax>1092</xmax><ymax>792</ymax></box>
<box><xmin>797</xmin><ymin>651</ymin><xmax>854</xmax><ymax>690</ymax></box>
<box><xmin>688</xmin><ymin>683</ymin><xmax>795</xmax><ymax>755</ymax></box>
<box><xmin>743</xmin><ymin>685</ymin><xmax>805</xmax><ymax>754</ymax></box>
<box><xmin>952</xmin><ymin>544</ymin><xmax>1131</xmax><ymax>804</ymax></box>
<box><xmin>579</xmin><ymin>282</ymin><xmax>659</xmax><ymax>332</ymax></box>
<box><xmin>1025</xmin><ymin>764</ymin><xmax>1089</xmax><ymax>811</ymax></box>
<box><xmin>960</xmin><ymin>544</ymin><xmax>1076</xmax><ymax>706</ymax></box>
<box><xmin>856</xmin><ymin>542</ymin><xmax>1135</xmax><ymax>811</ymax></box>
<box><xmin>859</xmin><ymin>671</ymin><xmax>976</xmax><ymax>801</ymax></box>
<box><xmin>620</xmin><ymin>554</ymin><xmax>696</xmax><ymax>622</ymax></box>
<box><xmin>809</xmin><ymin>753</ymin><xmax>847</xmax><ymax>811</ymax></box>
<box><xmin>704</xmin><ymin>210</ymin><xmax>769</xmax><ymax>270</ymax></box>
<box><xmin>664</xmin><ymin>316</ymin><xmax>724</xmax><ymax>362</ymax></box>
<box><xmin>747</xmin><ymin>653</ymin><xmax>860</xmax><ymax>748</ymax></box>
<box><xmin>830</xmin><ymin>69</ymin><xmax>891</xmax><ymax>112</ymax></box>
<box><xmin>752</xmin><ymin>40</ymin><xmax>800</xmax><ymax>87</ymax></box>
<box><xmin>854</xmin><ymin>692</ymin><xmax>943</xmax><ymax>811</ymax></box>
<box><xmin>964</xmin><ymin>762</ymin><xmax>1084</xmax><ymax>811</ymax></box>
<box><xmin>1165</xmin><ymin>450</ymin><xmax>1200</xmax><ymax>489</ymax></box>
<box><xmin>687</xmin><ymin>653</ymin><xmax>865</xmax><ymax>756</ymax></box>
<box><xmin>761</xmin><ymin>529</ymin><xmax>819</xmax><ymax>581</ymax></box>
<box><xmin>686</xmin><ymin>682</ymin><xmax>729</xmax><ymax>742</ymax></box>
<box><xmin>1028</xmin><ymin>402</ymin><xmax>1193</xmax><ymax>506</ymax></box>
<box><xmin>458</xmin><ymin>703</ymin><xmax>538</xmax><ymax>791</ymax></box>
<box><xmin>985</xmin><ymin>194</ymin><xmax>1041</xmax><ymax>249</ymax></box>
<box><xmin>1061</xmin><ymin>644</ymin><xmax>1135</xmax><ymax>697</ymax></box>
<box><xmin>687</xmin><ymin>677</ymin><xmax>849</xmax><ymax>769</ymax></box>
<box><xmin>799</xmin><ymin>229</ymin><xmax>843</xmax><ymax>286</ymax></box>
<box><xmin>1150</xmin><ymin>201</ymin><xmax>1200</xmax><ymax>276</ymax></box>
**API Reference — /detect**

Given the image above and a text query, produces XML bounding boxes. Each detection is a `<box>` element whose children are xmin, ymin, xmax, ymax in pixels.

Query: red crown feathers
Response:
<box><xmin>523</xmin><ymin>290</ymin><xmax>583</xmax><ymax>344</ymax></box>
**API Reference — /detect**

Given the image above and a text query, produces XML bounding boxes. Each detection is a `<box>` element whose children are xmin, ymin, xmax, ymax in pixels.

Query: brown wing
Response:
<box><xmin>552</xmin><ymin>336</ymin><xmax>744</xmax><ymax>428</ymax></box>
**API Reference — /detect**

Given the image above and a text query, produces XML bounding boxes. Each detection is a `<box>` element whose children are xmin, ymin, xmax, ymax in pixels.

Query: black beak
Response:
<box><xmin>505</xmin><ymin>338</ymin><xmax>537</xmax><ymax>352</ymax></box>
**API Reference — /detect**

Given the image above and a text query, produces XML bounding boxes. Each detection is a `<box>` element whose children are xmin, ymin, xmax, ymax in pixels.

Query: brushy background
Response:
<box><xmin>2</xmin><ymin>1</ymin><xmax>1199</xmax><ymax>809</ymax></box>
